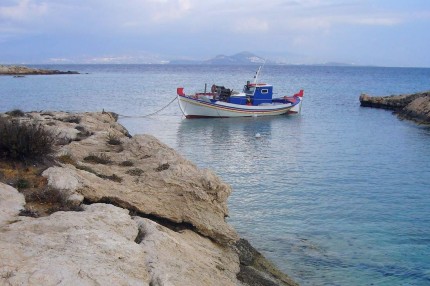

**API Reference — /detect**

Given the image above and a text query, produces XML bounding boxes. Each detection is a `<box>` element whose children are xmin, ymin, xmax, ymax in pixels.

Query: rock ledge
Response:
<box><xmin>359</xmin><ymin>91</ymin><xmax>430</xmax><ymax>124</ymax></box>
<box><xmin>0</xmin><ymin>64</ymin><xmax>79</xmax><ymax>75</ymax></box>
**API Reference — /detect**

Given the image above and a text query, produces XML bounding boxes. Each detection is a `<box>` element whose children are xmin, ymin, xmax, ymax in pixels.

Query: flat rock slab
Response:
<box><xmin>28</xmin><ymin>111</ymin><xmax>238</xmax><ymax>244</ymax></box>
<box><xmin>0</xmin><ymin>203</ymin><xmax>150</xmax><ymax>285</ymax></box>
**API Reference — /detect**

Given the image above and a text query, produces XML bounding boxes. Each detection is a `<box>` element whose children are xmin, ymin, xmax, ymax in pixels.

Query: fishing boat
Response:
<box><xmin>176</xmin><ymin>67</ymin><xmax>303</xmax><ymax>118</ymax></box>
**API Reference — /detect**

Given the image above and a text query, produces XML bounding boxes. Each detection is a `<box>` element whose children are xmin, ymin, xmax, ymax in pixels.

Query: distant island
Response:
<box><xmin>169</xmin><ymin>51</ymin><xmax>359</xmax><ymax>66</ymax></box>
<box><xmin>169</xmin><ymin>51</ymin><xmax>269</xmax><ymax>65</ymax></box>
<box><xmin>0</xmin><ymin>65</ymin><xmax>79</xmax><ymax>75</ymax></box>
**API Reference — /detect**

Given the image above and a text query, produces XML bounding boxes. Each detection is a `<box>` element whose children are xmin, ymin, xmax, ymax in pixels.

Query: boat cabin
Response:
<box><xmin>227</xmin><ymin>82</ymin><xmax>273</xmax><ymax>106</ymax></box>
<box><xmin>245</xmin><ymin>83</ymin><xmax>273</xmax><ymax>105</ymax></box>
<box><xmin>208</xmin><ymin>82</ymin><xmax>275</xmax><ymax>106</ymax></box>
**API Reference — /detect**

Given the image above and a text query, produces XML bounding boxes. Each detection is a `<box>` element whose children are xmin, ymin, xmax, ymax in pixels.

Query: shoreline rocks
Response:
<box><xmin>359</xmin><ymin>91</ymin><xmax>430</xmax><ymax>124</ymax></box>
<box><xmin>0</xmin><ymin>111</ymin><xmax>297</xmax><ymax>286</ymax></box>
<box><xmin>0</xmin><ymin>65</ymin><xmax>79</xmax><ymax>75</ymax></box>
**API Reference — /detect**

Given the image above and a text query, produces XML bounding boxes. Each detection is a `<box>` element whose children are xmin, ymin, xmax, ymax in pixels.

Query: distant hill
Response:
<box><xmin>203</xmin><ymin>52</ymin><xmax>267</xmax><ymax>65</ymax></box>
<box><xmin>168</xmin><ymin>52</ymin><xmax>361</xmax><ymax>66</ymax></box>
<box><xmin>169</xmin><ymin>52</ymin><xmax>269</xmax><ymax>65</ymax></box>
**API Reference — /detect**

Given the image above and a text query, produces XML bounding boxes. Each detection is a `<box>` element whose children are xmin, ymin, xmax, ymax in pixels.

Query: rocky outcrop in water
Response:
<box><xmin>0</xmin><ymin>65</ymin><xmax>78</xmax><ymax>75</ymax></box>
<box><xmin>359</xmin><ymin>91</ymin><xmax>430</xmax><ymax>124</ymax></box>
<box><xmin>0</xmin><ymin>111</ymin><xmax>297</xmax><ymax>286</ymax></box>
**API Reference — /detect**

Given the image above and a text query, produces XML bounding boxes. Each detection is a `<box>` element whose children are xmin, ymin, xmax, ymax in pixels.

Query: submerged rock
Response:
<box><xmin>359</xmin><ymin>91</ymin><xmax>430</xmax><ymax>124</ymax></box>
<box><xmin>236</xmin><ymin>239</ymin><xmax>298</xmax><ymax>286</ymax></box>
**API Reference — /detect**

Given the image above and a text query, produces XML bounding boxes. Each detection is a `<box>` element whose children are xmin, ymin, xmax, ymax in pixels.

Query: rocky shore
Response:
<box><xmin>0</xmin><ymin>111</ymin><xmax>297</xmax><ymax>286</ymax></box>
<box><xmin>0</xmin><ymin>65</ymin><xmax>78</xmax><ymax>75</ymax></box>
<box><xmin>359</xmin><ymin>91</ymin><xmax>430</xmax><ymax>124</ymax></box>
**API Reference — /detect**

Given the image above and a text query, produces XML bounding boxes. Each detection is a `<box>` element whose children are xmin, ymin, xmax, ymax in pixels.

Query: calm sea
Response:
<box><xmin>1</xmin><ymin>64</ymin><xmax>430</xmax><ymax>285</ymax></box>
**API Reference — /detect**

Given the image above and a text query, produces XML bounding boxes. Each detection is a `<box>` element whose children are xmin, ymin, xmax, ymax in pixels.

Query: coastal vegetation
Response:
<box><xmin>0</xmin><ymin>64</ymin><xmax>79</xmax><ymax>75</ymax></box>
<box><xmin>0</xmin><ymin>110</ymin><xmax>297</xmax><ymax>285</ymax></box>
<box><xmin>0</xmin><ymin>114</ymin><xmax>55</xmax><ymax>160</ymax></box>
<box><xmin>0</xmin><ymin>112</ymin><xmax>82</xmax><ymax>217</ymax></box>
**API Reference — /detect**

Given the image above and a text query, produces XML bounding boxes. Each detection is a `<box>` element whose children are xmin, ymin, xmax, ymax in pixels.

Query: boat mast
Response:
<box><xmin>253</xmin><ymin>66</ymin><xmax>262</xmax><ymax>85</ymax></box>
<box><xmin>253</xmin><ymin>59</ymin><xmax>267</xmax><ymax>84</ymax></box>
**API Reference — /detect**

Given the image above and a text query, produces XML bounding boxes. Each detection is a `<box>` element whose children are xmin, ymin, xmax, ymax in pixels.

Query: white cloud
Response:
<box><xmin>347</xmin><ymin>16</ymin><xmax>403</xmax><ymax>26</ymax></box>
<box><xmin>234</xmin><ymin>18</ymin><xmax>269</xmax><ymax>33</ymax></box>
<box><xmin>128</xmin><ymin>0</ymin><xmax>192</xmax><ymax>24</ymax></box>
<box><xmin>0</xmin><ymin>0</ymin><xmax>48</xmax><ymax>21</ymax></box>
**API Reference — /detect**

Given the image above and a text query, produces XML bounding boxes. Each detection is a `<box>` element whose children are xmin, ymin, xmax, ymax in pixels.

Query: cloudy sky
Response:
<box><xmin>1</xmin><ymin>0</ymin><xmax>430</xmax><ymax>67</ymax></box>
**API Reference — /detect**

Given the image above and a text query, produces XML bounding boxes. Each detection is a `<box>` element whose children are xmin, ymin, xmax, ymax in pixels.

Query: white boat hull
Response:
<box><xmin>177</xmin><ymin>95</ymin><xmax>300</xmax><ymax>118</ymax></box>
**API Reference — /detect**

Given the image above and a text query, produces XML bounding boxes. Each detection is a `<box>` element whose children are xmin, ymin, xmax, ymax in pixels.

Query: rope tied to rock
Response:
<box><xmin>118</xmin><ymin>96</ymin><xmax>177</xmax><ymax>119</ymax></box>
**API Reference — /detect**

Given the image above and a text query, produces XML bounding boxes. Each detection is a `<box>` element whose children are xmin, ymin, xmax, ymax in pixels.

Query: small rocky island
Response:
<box><xmin>0</xmin><ymin>65</ymin><xmax>79</xmax><ymax>75</ymax></box>
<box><xmin>0</xmin><ymin>111</ymin><xmax>297</xmax><ymax>286</ymax></box>
<box><xmin>360</xmin><ymin>91</ymin><xmax>430</xmax><ymax>124</ymax></box>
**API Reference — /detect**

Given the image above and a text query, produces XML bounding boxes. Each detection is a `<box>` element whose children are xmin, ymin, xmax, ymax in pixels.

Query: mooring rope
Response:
<box><xmin>118</xmin><ymin>96</ymin><xmax>178</xmax><ymax>119</ymax></box>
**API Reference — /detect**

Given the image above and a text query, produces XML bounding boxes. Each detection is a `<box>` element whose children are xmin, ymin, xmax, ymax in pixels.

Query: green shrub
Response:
<box><xmin>0</xmin><ymin>117</ymin><xmax>56</xmax><ymax>160</ymax></box>
<box><xmin>15</xmin><ymin>178</ymin><xmax>30</xmax><ymax>190</ymax></box>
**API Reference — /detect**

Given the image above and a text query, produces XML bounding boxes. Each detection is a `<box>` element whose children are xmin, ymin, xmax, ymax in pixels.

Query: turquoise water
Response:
<box><xmin>1</xmin><ymin>65</ymin><xmax>430</xmax><ymax>285</ymax></box>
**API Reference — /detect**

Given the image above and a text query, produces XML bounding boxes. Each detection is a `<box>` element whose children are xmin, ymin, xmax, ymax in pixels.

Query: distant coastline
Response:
<box><xmin>0</xmin><ymin>64</ymin><xmax>79</xmax><ymax>75</ymax></box>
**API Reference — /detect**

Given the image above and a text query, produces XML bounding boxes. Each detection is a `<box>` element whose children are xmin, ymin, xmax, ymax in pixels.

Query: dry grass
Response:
<box><xmin>155</xmin><ymin>163</ymin><xmax>170</xmax><ymax>172</ymax></box>
<box><xmin>126</xmin><ymin>168</ymin><xmax>144</xmax><ymax>176</ymax></box>
<box><xmin>106</xmin><ymin>133</ymin><xmax>121</xmax><ymax>146</ymax></box>
<box><xmin>57</xmin><ymin>153</ymin><xmax>76</xmax><ymax>165</ymax></box>
<box><xmin>0</xmin><ymin>158</ymin><xmax>83</xmax><ymax>217</ymax></box>
<box><xmin>120</xmin><ymin>160</ymin><xmax>134</xmax><ymax>167</ymax></box>
<box><xmin>83</xmin><ymin>153</ymin><xmax>111</xmax><ymax>164</ymax></box>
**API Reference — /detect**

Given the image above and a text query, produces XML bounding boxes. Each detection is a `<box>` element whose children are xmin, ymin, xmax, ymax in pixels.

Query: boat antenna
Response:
<box><xmin>253</xmin><ymin>58</ymin><xmax>267</xmax><ymax>84</ymax></box>
<box><xmin>253</xmin><ymin>66</ymin><xmax>262</xmax><ymax>85</ymax></box>
<box><xmin>251</xmin><ymin>59</ymin><xmax>267</xmax><ymax>98</ymax></box>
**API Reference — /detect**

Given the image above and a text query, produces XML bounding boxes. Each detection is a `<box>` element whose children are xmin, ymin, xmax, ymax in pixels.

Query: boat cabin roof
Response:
<box><xmin>248</xmin><ymin>83</ymin><xmax>271</xmax><ymax>87</ymax></box>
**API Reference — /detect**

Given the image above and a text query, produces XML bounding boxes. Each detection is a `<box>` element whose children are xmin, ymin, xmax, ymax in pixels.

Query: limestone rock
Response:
<box><xmin>0</xmin><ymin>183</ymin><xmax>25</xmax><ymax>226</ymax></box>
<box><xmin>134</xmin><ymin>217</ymin><xmax>240</xmax><ymax>286</ymax></box>
<box><xmin>33</xmin><ymin>111</ymin><xmax>239</xmax><ymax>244</ymax></box>
<box><xmin>0</xmin><ymin>111</ymin><xmax>298</xmax><ymax>286</ymax></box>
<box><xmin>0</xmin><ymin>204</ymin><xmax>150</xmax><ymax>286</ymax></box>
<box><xmin>359</xmin><ymin>91</ymin><xmax>430</xmax><ymax>124</ymax></box>
<box><xmin>398</xmin><ymin>95</ymin><xmax>430</xmax><ymax>124</ymax></box>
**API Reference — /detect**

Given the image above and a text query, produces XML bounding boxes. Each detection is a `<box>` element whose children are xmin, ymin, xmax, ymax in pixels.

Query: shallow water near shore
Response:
<box><xmin>1</xmin><ymin>64</ymin><xmax>430</xmax><ymax>285</ymax></box>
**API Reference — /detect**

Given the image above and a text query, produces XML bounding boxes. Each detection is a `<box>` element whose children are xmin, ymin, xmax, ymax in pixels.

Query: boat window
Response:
<box><xmin>245</xmin><ymin>87</ymin><xmax>255</xmax><ymax>95</ymax></box>
<box><xmin>261</xmin><ymin>89</ymin><xmax>269</xmax><ymax>94</ymax></box>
